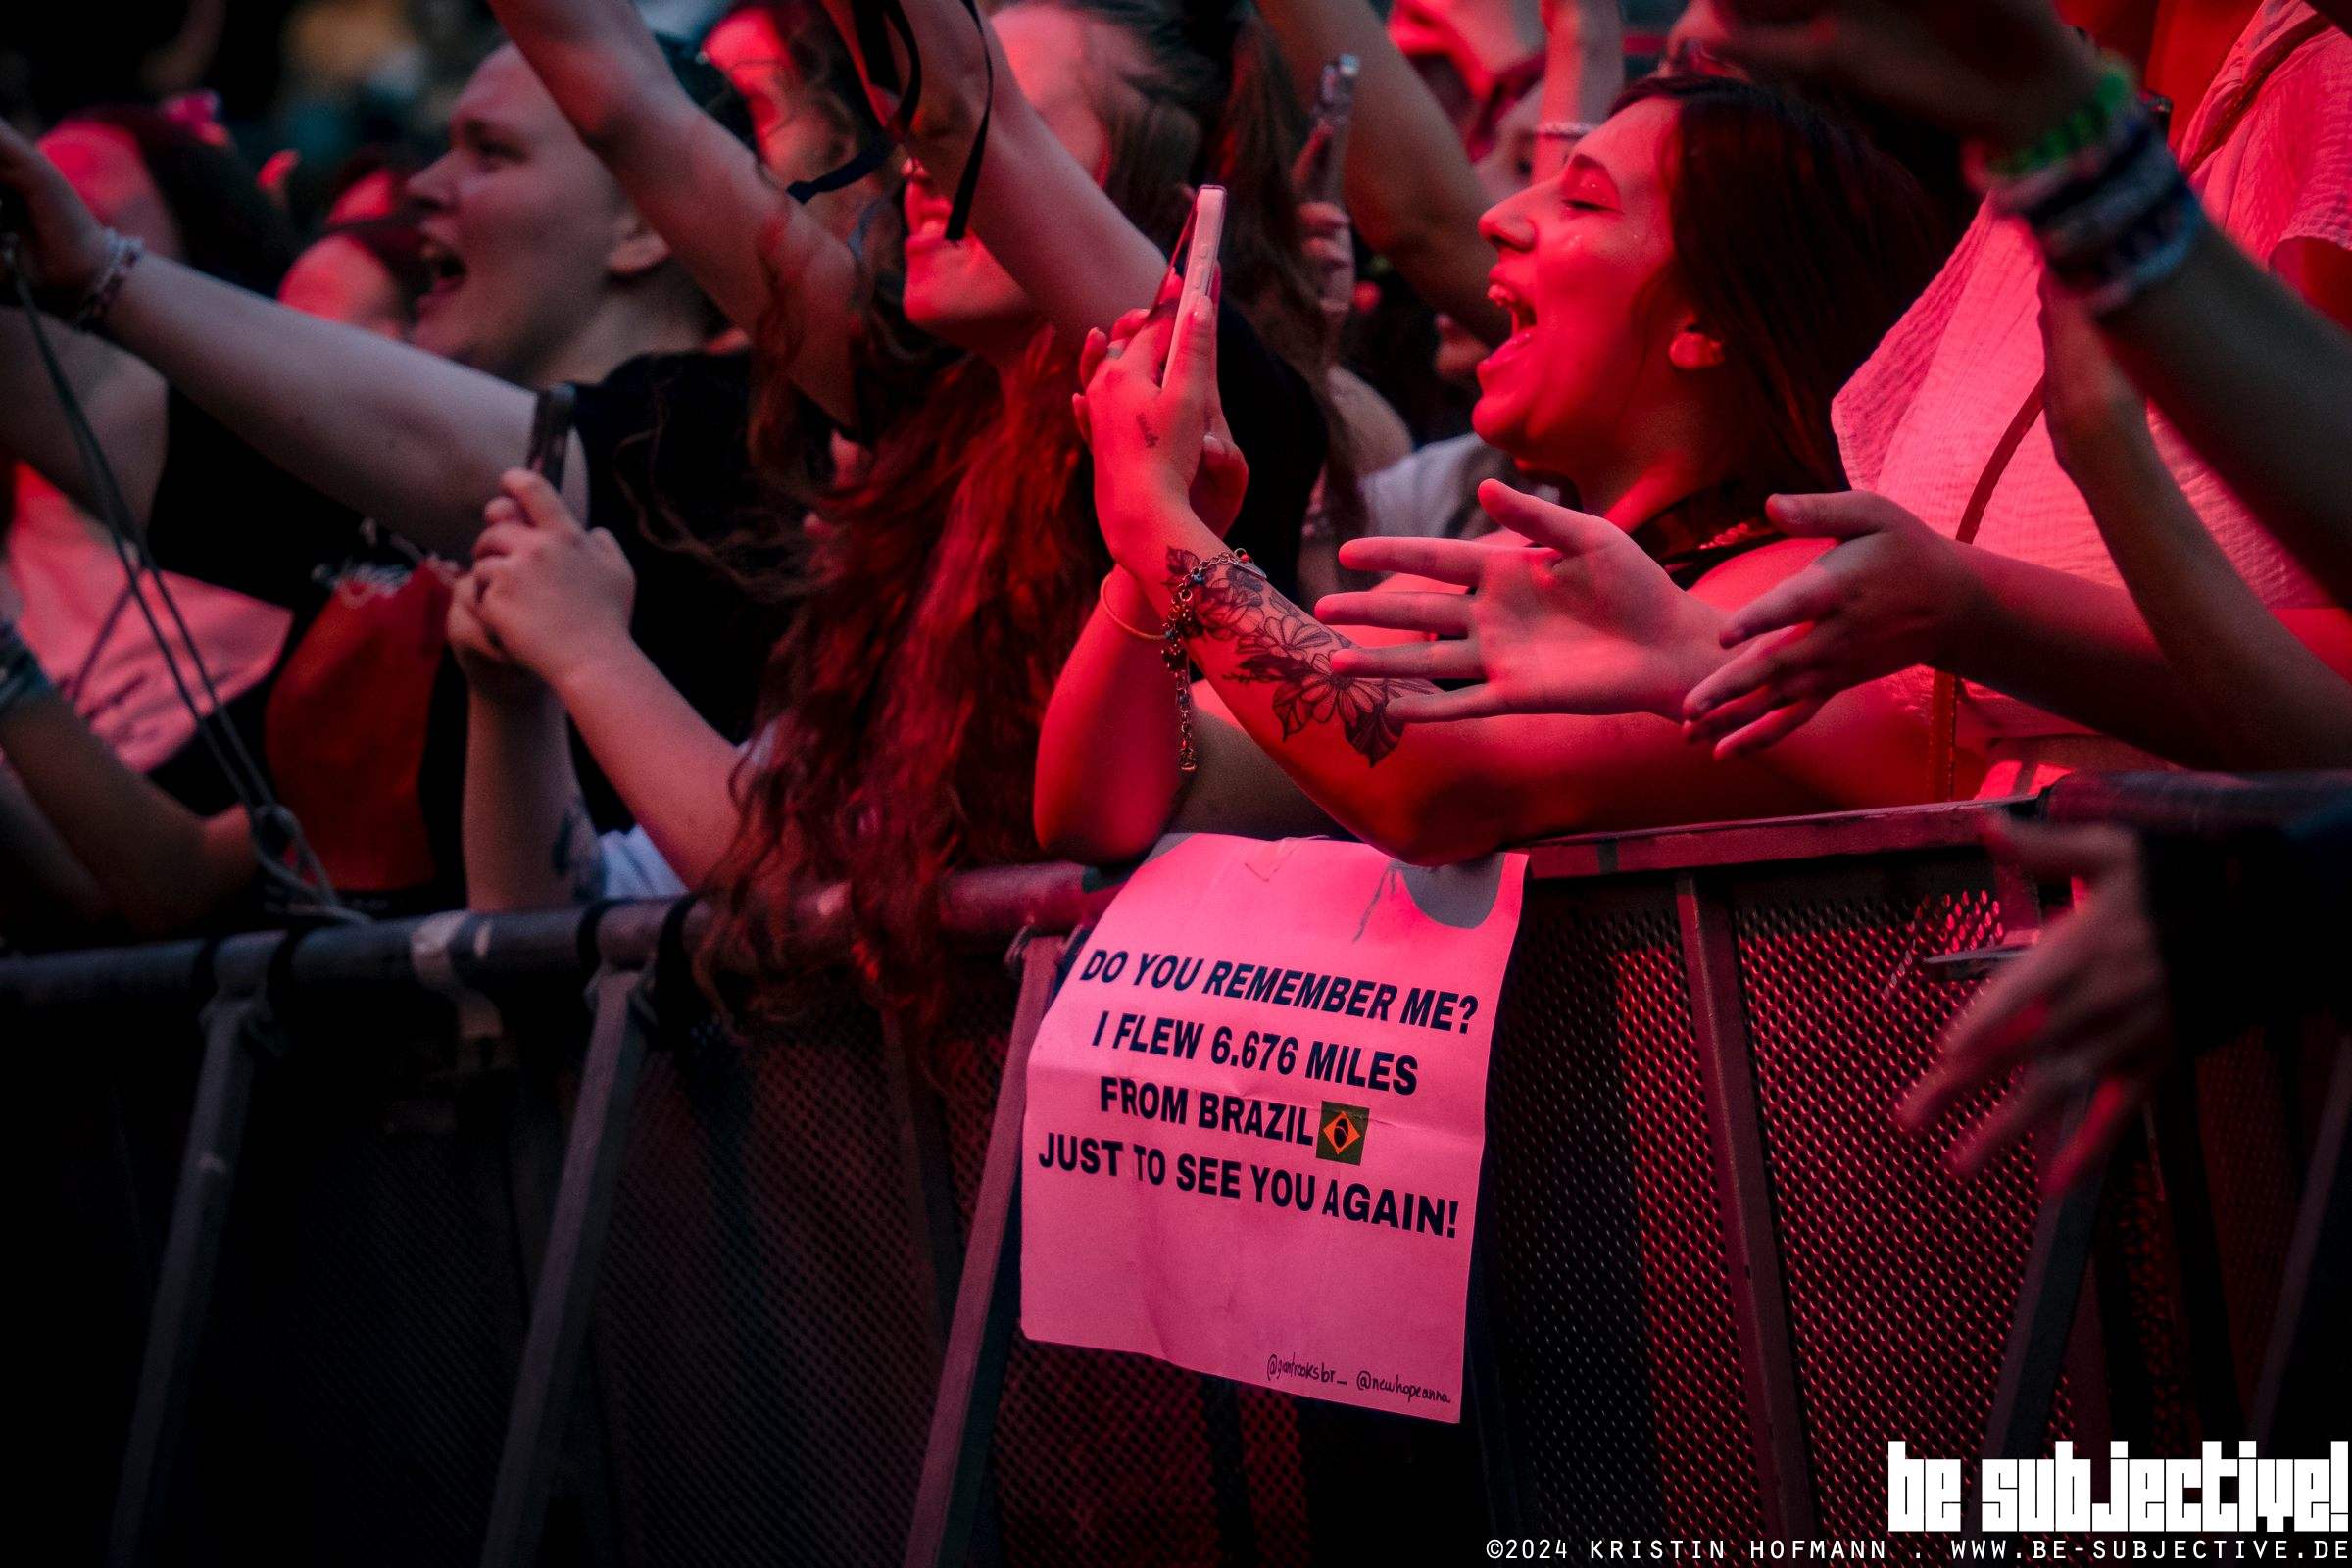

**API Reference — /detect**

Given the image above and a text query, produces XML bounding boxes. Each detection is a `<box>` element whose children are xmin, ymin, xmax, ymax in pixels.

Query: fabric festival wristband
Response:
<box><xmin>1983</xmin><ymin>57</ymin><xmax>2136</xmax><ymax>182</ymax></box>
<box><xmin>1984</xmin><ymin>93</ymin><xmax>2205</xmax><ymax>316</ymax></box>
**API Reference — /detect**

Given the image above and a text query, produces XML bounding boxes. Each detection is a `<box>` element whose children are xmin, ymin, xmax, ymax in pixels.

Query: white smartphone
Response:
<box><xmin>1166</xmin><ymin>183</ymin><xmax>1226</xmax><ymax>378</ymax></box>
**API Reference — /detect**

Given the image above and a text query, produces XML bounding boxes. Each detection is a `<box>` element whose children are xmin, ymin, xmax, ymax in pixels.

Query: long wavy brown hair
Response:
<box><xmin>705</xmin><ymin>0</ymin><xmax>1335</xmax><ymax>1037</ymax></box>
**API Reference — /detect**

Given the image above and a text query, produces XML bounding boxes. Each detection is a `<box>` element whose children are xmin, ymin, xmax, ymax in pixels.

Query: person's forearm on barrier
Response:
<box><xmin>451</xmin><ymin>581</ymin><xmax>607</xmax><ymax>909</ymax></box>
<box><xmin>0</xmin><ymin>689</ymin><xmax>252</xmax><ymax>935</ymax></box>
<box><xmin>1254</xmin><ymin>0</ymin><xmax>1510</xmax><ymax>344</ymax></box>
<box><xmin>1530</xmin><ymin>0</ymin><xmax>1624</xmax><ymax>185</ymax></box>
<box><xmin>1033</xmin><ymin>569</ymin><xmax>1332</xmax><ymax>865</ymax></box>
<box><xmin>0</xmin><ymin>763</ymin><xmax>111</xmax><ymax>937</ymax></box>
<box><xmin>483</xmin><ymin>0</ymin><xmax>862</xmax><ymax>424</ymax></box>
<box><xmin>460</xmin><ymin>686</ymin><xmax>606</xmax><ymax>910</ymax></box>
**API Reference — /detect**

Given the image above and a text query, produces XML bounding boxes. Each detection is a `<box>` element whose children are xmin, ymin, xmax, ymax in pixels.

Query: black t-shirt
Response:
<box><xmin>565</xmin><ymin>351</ymin><xmax>793</xmax><ymax>797</ymax></box>
<box><xmin>143</xmin><ymin>351</ymin><xmax>788</xmax><ymax>912</ymax></box>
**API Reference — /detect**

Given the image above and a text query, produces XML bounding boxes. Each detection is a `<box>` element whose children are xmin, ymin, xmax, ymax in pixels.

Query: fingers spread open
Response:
<box><xmin>1328</xmin><ymin>638</ymin><xmax>1483</xmax><ymax>682</ymax></box>
<box><xmin>1315</xmin><ymin>590</ymin><xmax>1472</xmax><ymax>637</ymax></box>
<box><xmin>1687</xmin><ymin>625</ymin><xmax>1820</xmax><ymax>719</ymax></box>
<box><xmin>1949</xmin><ymin>1061</ymin><xmax>2073</xmax><ymax>1179</ymax></box>
<box><xmin>1335</xmin><ymin>536</ymin><xmax>1496</xmax><ymax>588</ymax></box>
<box><xmin>1902</xmin><ymin>922</ymin><xmax>2088</xmax><ymax>1128</ymax></box>
<box><xmin>1387</xmin><ymin>685</ymin><xmax>1512</xmax><ymax>725</ymax></box>
<box><xmin>1476</xmin><ymin>480</ymin><xmax>1620</xmax><ymax>556</ymax></box>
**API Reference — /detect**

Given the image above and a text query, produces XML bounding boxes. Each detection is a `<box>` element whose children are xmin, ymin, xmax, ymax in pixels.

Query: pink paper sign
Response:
<box><xmin>1020</xmin><ymin>834</ymin><xmax>1528</xmax><ymax>1421</ymax></box>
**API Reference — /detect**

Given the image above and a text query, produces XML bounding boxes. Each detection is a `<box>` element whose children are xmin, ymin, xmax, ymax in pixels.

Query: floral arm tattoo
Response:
<box><xmin>1169</xmin><ymin>547</ymin><xmax>1438</xmax><ymax>766</ymax></box>
<box><xmin>552</xmin><ymin>795</ymin><xmax>605</xmax><ymax>903</ymax></box>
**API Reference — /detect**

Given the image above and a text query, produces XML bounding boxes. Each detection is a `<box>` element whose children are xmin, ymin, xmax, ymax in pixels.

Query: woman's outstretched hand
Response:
<box><xmin>0</xmin><ymin>119</ymin><xmax>117</xmax><ymax>299</ymax></box>
<box><xmin>1318</xmin><ymin>481</ymin><xmax>1727</xmax><ymax>722</ymax></box>
<box><xmin>1673</xmin><ymin>0</ymin><xmax>2101</xmax><ymax>154</ymax></box>
<box><xmin>1897</xmin><ymin>817</ymin><xmax>2171</xmax><ymax>1197</ymax></box>
<box><xmin>1682</xmin><ymin>491</ymin><xmax>1980</xmax><ymax>756</ymax></box>
<box><xmin>466</xmin><ymin>468</ymin><xmax>637</xmax><ymax>693</ymax></box>
<box><xmin>1074</xmin><ymin>286</ymin><xmax>1248</xmax><ymax>563</ymax></box>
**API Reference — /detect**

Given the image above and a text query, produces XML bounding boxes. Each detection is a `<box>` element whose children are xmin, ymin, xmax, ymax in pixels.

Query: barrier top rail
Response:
<box><xmin>3</xmin><ymin>774</ymin><xmax>2345</xmax><ymax>1013</ymax></box>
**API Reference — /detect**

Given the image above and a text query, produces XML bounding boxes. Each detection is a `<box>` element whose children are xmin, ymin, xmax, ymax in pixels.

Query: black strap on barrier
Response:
<box><xmin>108</xmin><ymin>935</ymin><xmax>289</xmax><ymax>1568</ymax></box>
<box><xmin>481</xmin><ymin>963</ymin><xmax>654</xmax><ymax>1568</ymax></box>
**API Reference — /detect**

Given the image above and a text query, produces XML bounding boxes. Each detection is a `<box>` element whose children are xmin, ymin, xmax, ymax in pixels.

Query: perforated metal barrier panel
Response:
<box><xmin>16</xmin><ymin>796</ymin><xmax>2337</xmax><ymax>1565</ymax></box>
<box><xmin>590</xmin><ymin>974</ymin><xmax>940</xmax><ymax>1568</ymax></box>
<box><xmin>1486</xmin><ymin>878</ymin><xmax>1762</xmax><ymax>1539</ymax></box>
<box><xmin>1730</xmin><ymin>858</ymin><xmax>2064</xmax><ymax>1537</ymax></box>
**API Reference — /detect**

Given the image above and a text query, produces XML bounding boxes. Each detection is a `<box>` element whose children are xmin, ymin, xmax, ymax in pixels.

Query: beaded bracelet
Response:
<box><xmin>1981</xmin><ymin>71</ymin><xmax>2204</xmax><ymax>317</ymax></box>
<box><xmin>1159</xmin><ymin>549</ymin><xmax>1263</xmax><ymax>773</ymax></box>
<box><xmin>0</xmin><ymin>620</ymin><xmax>58</xmax><ymax>718</ymax></box>
<box><xmin>1534</xmin><ymin>120</ymin><xmax>1597</xmax><ymax>142</ymax></box>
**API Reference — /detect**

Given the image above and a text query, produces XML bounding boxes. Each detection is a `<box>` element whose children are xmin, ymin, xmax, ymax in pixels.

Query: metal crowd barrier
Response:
<box><xmin>10</xmin><ymin>777</ymin><xmax>2345</xmax><ymax>1567</ymax></box>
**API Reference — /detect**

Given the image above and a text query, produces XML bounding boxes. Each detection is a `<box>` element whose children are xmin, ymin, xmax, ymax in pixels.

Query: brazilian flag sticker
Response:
<box><xmin>1316</xmin><ymin>1102</ymin><xmax>1369</xmax><ymax>1165</ymax></box>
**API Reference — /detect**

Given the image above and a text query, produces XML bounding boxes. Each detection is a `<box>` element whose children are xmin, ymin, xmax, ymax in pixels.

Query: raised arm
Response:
<box><xmin>2099</xmin><ymin>228</ymin><xmax>2352</xmax><ymax>612</ymax></box>
<box><xmin>1530</xmin><ymin>0</ymin><xmax>1624</xmax><ymax>184</ymax></box>
<box><xmin>1255</xmin><ymin>0</ymin><xmax>1511</xmax><ymax>342</ymax></box>
<box><xmin>0</xmin><ymin>118</ymin><xmax>582</xmax><ymax>557</ymax></box>
<box><xmin>2040</xmin><ymin>291</ymin><xmax>2352</xmax><ymax>767</ymax></box>
<box><xmin>0</xmin><ymin>309</ymin><xmax>170</xmax><ymax>527</ymax></box>
<box><xmin>483</xmin><ymin>0</ymin><xmax>863</xmax><ymax>423</ymax></box>
<box><xmin>1685</xmin><ymin>0</ymin><xmax>2352</xmax><ymax>608</ymax></box>
<box><xmin>815</xmin><ymin>0</ymin><xmax>1182</xmax><ymax>341</ymax></box>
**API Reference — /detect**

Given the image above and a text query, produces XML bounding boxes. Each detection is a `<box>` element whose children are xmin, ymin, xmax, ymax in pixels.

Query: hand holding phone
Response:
<box><xmin>1298</xmin><ymin>55</ymin><xmax>1359</xmax><ymax>205</ymax></box>
<box><xmin>1165</xmin><ymin>184</ymin><xmax>1225</xmax><ymax>378</ymax></box>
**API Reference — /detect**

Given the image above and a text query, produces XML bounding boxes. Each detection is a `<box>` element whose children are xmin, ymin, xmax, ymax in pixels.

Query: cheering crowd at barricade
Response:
<box><xmin>4</xmin><ymin>0</ymin><xmax>2352</xmax><ymax>1186</ymax></box>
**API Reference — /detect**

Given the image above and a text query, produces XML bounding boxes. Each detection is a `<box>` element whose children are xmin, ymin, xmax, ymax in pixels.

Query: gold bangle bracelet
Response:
<box><xmin>1098</xmin><ymin>570</ymin><xmax>1162</xmax><ymax>642</ymax></box>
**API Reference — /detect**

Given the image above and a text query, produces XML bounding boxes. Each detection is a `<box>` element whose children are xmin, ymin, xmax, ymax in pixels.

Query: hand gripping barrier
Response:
<box><xmin>6</xmin><ymin>780</ymin><xmax>2344</xmax><ymax>1566</ymax></box>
